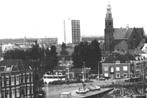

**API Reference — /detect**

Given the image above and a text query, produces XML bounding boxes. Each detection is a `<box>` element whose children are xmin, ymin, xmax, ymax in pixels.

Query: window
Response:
<box><xmin>26</xmin><ymin>75</ymin><xmax>30</xmax><ymax>83</ymax></box>
<box><xmin>2</xmin><ymin>76</ymin><xmax>4</xmax><ymax>87</ymax></box>
<box><xmin>6</xmin><ymin>89</ymin><xmax>10</xmax><ymax>98</ymax></box>
<box><xmin>104</xmin><ymin>73</ymin><xmax>109</xmax><ymax>77</ymax></box>
<box><xmin>110</xmin><ymin>67</ymin><xmax>114</xmax><ymax>73</ymax></box>
<box><xmin>109</xmin><ymin>22</ymin><xmax>111</xmax><ymax>26</ymax></box>
<box><xmin>16</xmin><ymin>88</ymin><xmax>20</xmax><ymax>97</ymax></box>
<box><xmin>116</xmin><ymin>67</ymin><xmax>120</xmax><ymax>71</ymax></box>
<box><xmin>31</xmin><ymin>86</ymin><xmax>34</xmax><ymax>94</ymax></box>
<box><xmin>11</xmin><ymin>88</ymin><xmax>15</xmax><ymax>98</ymax></box>
<box><xmin>27</xmin><ymin>87</ymin><xmax>30</xmax><ymax>95</ymax></box>
<box><xmin>104</xmin><ymin>67</ymin><xmax>109</xmax><ymax>71</ymax></box>
<box><xmin>23</xmin><ymin>87</ymin><xmax>26</xmax><ymax>95</ymax></box>
<box><xmin>30</xmin><ymin>74</ymin><xmax>33</xmax><ymax>82</ymax></box>
<box><xmin>16</xmin><ymin>75</ymin><xmax>19</xmax><ymax>85</ymax></box>
<box><xmin>11</xmin><ymin>75</ymin><xmax>15</xmax><ymax>86</ymax></box>
<box><xmin>1</xmin><ymin>90</ymin><xmax>5</xmax><ymax>98</ymax></box>
<box><xmin>6</xmin><ymin>76</ymin><xmax>9</xmax><ymax>86</ymax></box>
<box><xmin>116</xmin><ymin>73</ymin><xmax>121</xmax><ymax>78</ymax></box>
<box><xmin>21</xmin><ymin>74</ymin><xmax>23</xmax><ymax>83</ymax></box>
<box><xmin>23</xmin><ymin>74</ymin><xmax>26</xmax><ymax>83</ymax></box>
<box><xmin>123</xmin><ymin>73</ymin><xmax>127</xmax><ymax>78</ymax></box>
<box><xmin>123</xmin><ymin>66</ymin><xmax>128</xmax><ymax>71</ymax></box>
<box><xmin>115</xmin><ymin>61</ymin><xmax>120</xmax><ymax>64</ymax></box>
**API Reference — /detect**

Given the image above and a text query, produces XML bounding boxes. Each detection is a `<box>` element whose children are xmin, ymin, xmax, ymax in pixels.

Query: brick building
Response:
<box><xmin>0</xmin><ymin>60</ymin><xmax>34</xmax><ymax>98</ymax></box>
<box><xmin>102</xmin><ymin>53</ymin><xmax>135</xmax><ymax>79</ymax></box>
<box><xmin>102</xmin><ymin>61</ymin><xmax>132</xmax><ymax>79</ymax></box>
<box><xmin>104</xmin><ymin>4</ymin><xmax>145</xmax><ymax>53</ymax></box>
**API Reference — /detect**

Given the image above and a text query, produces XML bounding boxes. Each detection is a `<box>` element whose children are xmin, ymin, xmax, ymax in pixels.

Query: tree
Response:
<box><xmin>46</xmin><ymin>45</ymin><xmax>58</xmax><ymax>71</ymax></box>
<box><xmin>88</xmin><ymin>40</ymin><xmax>101</xmax><ymax>73</ymax></box>
<box><xmin>72</xmin><ymin>41</ymin><xmax>89</xmax><ymax>68</ymax></box>
<box><xmin>60</xmin><ymin>42</ymin><xmax>68</xmax><ymax>56</ymax></box>
<box><xmin>72</xmin><ymin>45</ymin><xmax>83</xmax><ymax>68</ymax></box>
<box><xmin>72</xmin><ymin>40</ymin><xmax>101</xmax><ymax>74</ymax></box>
<box><xmin>29</xmin><ymin>41</ymin><xmax>41</xmax><ymax>60</ymax></box>
<box><xmin>4</xmin><ymin>49</ymin><xmax>25</xmax><ymax>59</ymax></box>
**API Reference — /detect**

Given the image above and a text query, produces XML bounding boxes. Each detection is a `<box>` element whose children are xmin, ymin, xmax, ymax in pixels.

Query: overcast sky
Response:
<box><xmin>0</xmin><ymin>0</ymin><xmax>147</xmax><ymax>43</ymax></box>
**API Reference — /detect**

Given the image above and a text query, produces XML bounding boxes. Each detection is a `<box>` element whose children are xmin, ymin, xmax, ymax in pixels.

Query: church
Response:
<box><xmin>104</xmin><ymin>4</ymin><xmax>145</xmax><ymax>54</ymax></box>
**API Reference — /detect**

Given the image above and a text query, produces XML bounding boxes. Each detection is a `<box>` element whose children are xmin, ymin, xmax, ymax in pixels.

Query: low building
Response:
<box><xmin>81</xmin><ymin>36</ymin><xmax>104</xmax><ymax>43</ymax></box>
<box><xmin>102</xmin><ymin>53</ymin><xmax>135</xmax><ymax>79</ymax></box>
<box><xmin>102</xmin><ymin>61</ymin><xmax>132</xmax><ymax>79</ymax></box>
<box><xmin>0</xmin><ymin>60</ymin><xmax>34</xmax><ymax>98</ymax></box>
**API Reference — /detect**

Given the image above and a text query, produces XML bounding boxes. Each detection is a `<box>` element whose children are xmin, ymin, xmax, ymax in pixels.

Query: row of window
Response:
<box><xmin>104</xmin><ymin>73</ymin><xmax>128</xmax><ymax>78</ymax></box>
<box><xmin>1</xmin><ymin>73</ymin><xmax>33</xmax><ymax>87</ymax></box>
<box><xmin>104</xmin><ymin>66</ymin><xmax>128</xmax><ymax>72</ymax></box>
<box><xmin>1</xmin><ymin>86</ymin><xmax>34</xmax><ymax>98</ymax></box>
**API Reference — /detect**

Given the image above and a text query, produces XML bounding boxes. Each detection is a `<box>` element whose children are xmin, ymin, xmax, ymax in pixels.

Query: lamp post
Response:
<box><xmin>82</xmin><ymin>62</ymin><xmax>85</xmax><ymax>82</ymax></box>
<box><xmin>142</xmin><ymin>59</ymin><xmax>146</xmax><ymax>95</ymax></box>
<box><xmin>98</xmin><ymin>61</ymin><xmax>101</xmax><ymax>80</ymax></box>
<box><xmin>81</xmin><ymin>62</ymin><xmax>86</xmax><ymax>90</ymax></box>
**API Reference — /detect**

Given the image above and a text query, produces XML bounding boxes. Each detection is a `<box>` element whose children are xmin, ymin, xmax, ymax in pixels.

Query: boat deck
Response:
<box><xmin>66</xmin><ymin>88</ymin><xmax>113</xmax><ymax>98</ymax></box>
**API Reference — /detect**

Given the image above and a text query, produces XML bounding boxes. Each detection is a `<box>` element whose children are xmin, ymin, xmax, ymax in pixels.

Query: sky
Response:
<box><xmin>0</xmin><ymin>0</ymin><xmax>147</xmax><ymax>44</ymax></box>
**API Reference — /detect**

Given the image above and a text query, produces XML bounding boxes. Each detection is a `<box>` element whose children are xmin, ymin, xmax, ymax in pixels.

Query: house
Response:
<box><xmin>102</xmin><ymin>61</ymin><xmax>132</xmax><ymax>79</ymax></box>
<box><xmin>102</xmin><ymin>53</ymin><xmax>135</xmax><ymax>79</ymax></box>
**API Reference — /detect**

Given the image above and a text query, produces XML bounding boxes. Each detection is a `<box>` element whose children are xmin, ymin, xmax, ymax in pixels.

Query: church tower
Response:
<box><xmin>104</xmin><ymin>4</ymin><xmax>114</xmax><ymax>51</ymax></box>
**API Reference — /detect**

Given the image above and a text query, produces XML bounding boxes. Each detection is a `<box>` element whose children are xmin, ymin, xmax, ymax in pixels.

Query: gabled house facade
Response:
<box><xmin>0</xmin><ymin>60</ymin><xmax>34</xmax><ymax>98</ymax></box>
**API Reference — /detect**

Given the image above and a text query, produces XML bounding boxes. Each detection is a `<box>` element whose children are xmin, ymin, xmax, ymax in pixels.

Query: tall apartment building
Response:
<box><xmin>0</xmin><ymin>60</ymin><xmax>34</xmax><ymax>98</ymax></box>
<box><xmin>71</xmin><ymin>20</ymin><xmax>81</xmax><ymax>44</ymax></box>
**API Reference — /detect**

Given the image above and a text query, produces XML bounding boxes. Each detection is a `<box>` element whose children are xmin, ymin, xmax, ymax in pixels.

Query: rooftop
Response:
<box><xmin>0</xmin><ymin>59</ymin><xmax>32</xmax><ymax>73</ymax></box>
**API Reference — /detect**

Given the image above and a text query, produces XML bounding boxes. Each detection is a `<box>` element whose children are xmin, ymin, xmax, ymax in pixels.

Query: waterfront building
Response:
<box><xmin>102</xmin><ymin>61</ymin><xmax>132</xmax><ymax>79</ymax></box>
<box><xmin>102</xmin><ymin>53</ymin><xmax>135</xmax><ymax>79</ymax></box>
<box><xmin>0</xmin><ymin>60</ymin><xmax>34</xmax><ymax>98</ymax></box>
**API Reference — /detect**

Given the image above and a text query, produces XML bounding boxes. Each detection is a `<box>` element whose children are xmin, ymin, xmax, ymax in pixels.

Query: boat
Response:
<box><xmin>95</xmin><ymin>85</ymin><xmax>101</xmax><ymax>90</ymax></box>
<box><xmin>76</xmin><ymin>88</ymin><xmax>89</xmax><ymax>94</ymax></box>
<box><xmin>76</xmin><ymin>62</ymin><xmax>90</xmax><ymax>94</ymax></box>
<box><xmin>88</xmin><ymin>85</ymin><xmax>101</xmax><ymax>91</ymax></box>
<box><xmin>42</xmin><ymin>73</ymin><xmax>66</xmax><ymax>84</ymax></box>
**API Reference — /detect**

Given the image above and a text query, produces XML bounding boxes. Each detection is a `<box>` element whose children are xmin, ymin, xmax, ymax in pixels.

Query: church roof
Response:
<box><xmin>113</xmin><ymin>28</ymin><xmax>133</xmax><ymax>40</ymax></box>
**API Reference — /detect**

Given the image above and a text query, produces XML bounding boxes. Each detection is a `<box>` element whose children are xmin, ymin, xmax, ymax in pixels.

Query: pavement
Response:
<box><xmin>43</xmin><ymin>79</ymin><xmax>114</xmax><ymax>98</ymax></box>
